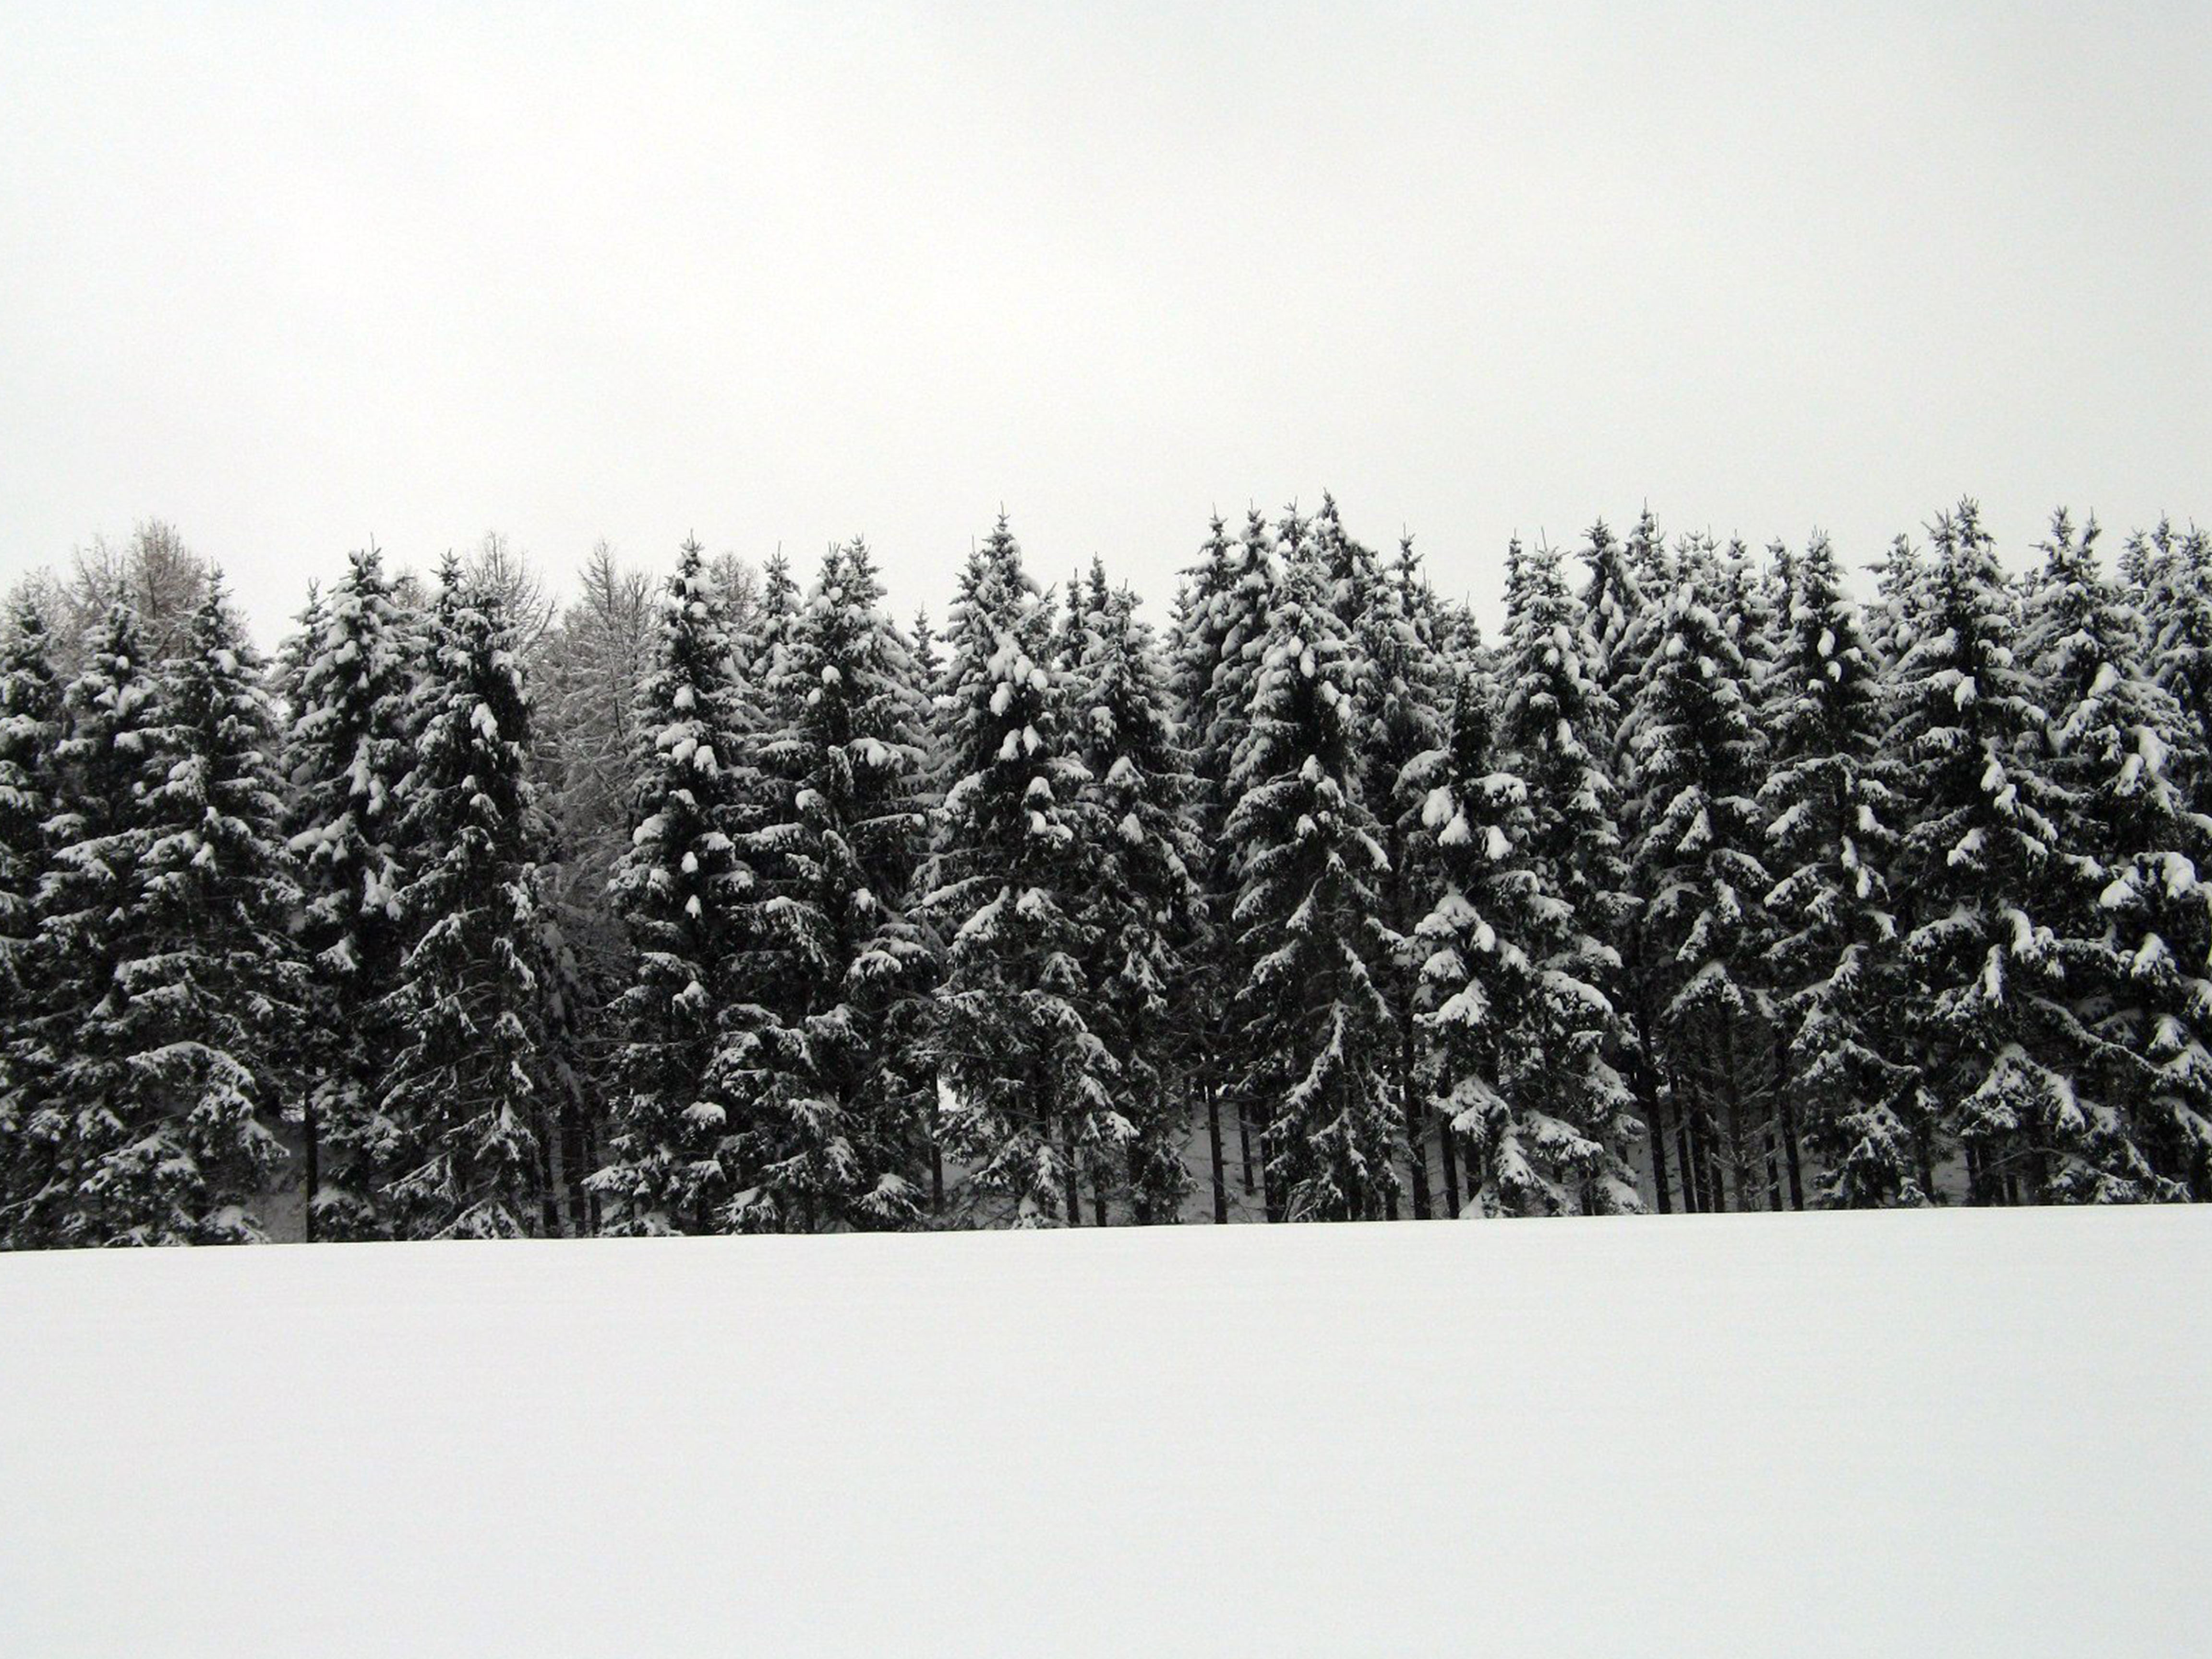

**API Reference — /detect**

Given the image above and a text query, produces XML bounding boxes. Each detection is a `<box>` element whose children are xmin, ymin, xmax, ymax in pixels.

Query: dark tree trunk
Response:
<box><xmin>1439</xmin><ymin>1125</ymin><xmax>1462</xmax><ymax>1218</ymax></box>
<box><xmin>301</xmin><ymin>1091</ymin><xmax>321</xmax><ymax>1245</ymax></box>
<box><xmin>536</xmin><ymin>1115</ymin><xmax>564</xmax><ymax>1238</ymax></box>
<box><xmin>563</xmin><ymin>1101</ymin><xmax>594</xmax><ymax>1237</ymax></box>
<box><xmin>1774</xmin><ymin>1030</ymin><xmax>1805</xmax><ymax>1211</ymax></box>
<box><xmin>1399</xmin><ymin>1006</ymin><xmax>1430</xmax><ymax>1221</ymax></box>
<box><xmin>1093</xmin><ymin>1176</ymin><xmax>1108</xmax><ymax>1228</ymax></box>
<box><xmin>1060</xmin><ymin>1115</ymin><xmax>1082</xmax><ymax>1227</ymax></box>
<box><xmin>1645</xmin><ymin>1092</ymin><xmax>1673</xmax><ymax>1215</ymax></box>
<box><xmin>1238</xmin><ymin>1099</ymin><xmax>1257</xmax><ymax>1195</ymax></box>
<box><xmin>1204</xmin><ymin>1080</ymin><xmax>1228</xmax><ymax>1224</ymax></box>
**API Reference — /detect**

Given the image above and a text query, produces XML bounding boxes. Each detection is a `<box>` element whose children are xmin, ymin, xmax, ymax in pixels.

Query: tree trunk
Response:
<box><xmin>1238</xmin><ymin>1099</ymin><xmax>1257</xmax><ymax>1195</ymax></box>
<box><xmin>1092</xmin><ymin>1176</ymin><xmax>1108</xmax><ymax>1228</ymax></box>
<box><xmin>1399</xmin><ymin>1009</ymin><xmax>1431</xmax><ymax>1220</ymax></box>
<box><xmin>1060</xmin><ymin>1115</ymin><xmax>1082</xmax><ymax>1227</ymax></box>
<box><xmin>301</xmin><ymin>1090</ymin><xmax>321</xmax><ymax>1245</ymax></box>
<box><xmin>1645</xmin><ymin>1092</ymin><xmax>1673</xmax><ymax>1215</ymax></box>
<box><xmin>1775</xmin><ymin>1056</ymin><xmax>1806</xmax><ymax>1211</ymax></box>
<box><xmin>1438</xmin><ymin>1125</ymin><xmax>1462</xmax><ymax>1218</ymax></box>
<box><xmin>1204</xmin><ymin>1080</ymin><xmax>1228</xmax><ymax>1224</ymax></box>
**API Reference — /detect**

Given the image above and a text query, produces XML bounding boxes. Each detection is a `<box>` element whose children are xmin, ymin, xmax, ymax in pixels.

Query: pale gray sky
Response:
<box><xmin>2</xmin><ymin>0</ymin><xmax>2205</xmax><ymax>641</ymax></box>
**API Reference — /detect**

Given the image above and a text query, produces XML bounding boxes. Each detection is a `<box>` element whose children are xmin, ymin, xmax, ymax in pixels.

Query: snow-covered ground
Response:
<box><xmin>2</xmin><ymin>1208</ymin><xmax>2205</xmax><ymax>1656</ymax></box>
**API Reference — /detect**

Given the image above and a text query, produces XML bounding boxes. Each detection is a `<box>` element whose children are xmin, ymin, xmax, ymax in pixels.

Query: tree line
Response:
<box><xmin>1</xmin><ymin>494</ymin><xmax>2208</xmax><ymax>1246</ymax></box>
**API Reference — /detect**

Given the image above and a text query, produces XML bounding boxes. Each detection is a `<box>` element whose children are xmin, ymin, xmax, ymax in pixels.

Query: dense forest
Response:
<box><xmin>1</xmin><ymin>495</ymin><xmax>2208</xmax><ymax>1246</ymax></box>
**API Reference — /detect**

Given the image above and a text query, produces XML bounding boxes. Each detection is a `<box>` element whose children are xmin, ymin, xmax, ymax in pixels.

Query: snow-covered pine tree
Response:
<box><xmin>2136</xmin><ymin>521</ymin><xmax>2212</xmax><ymax>805</ymax></box>
<box><xmin>587</xmin><ymin>539</ymin><xmax>759</xmax><ymax>1235</ymax></box>
<box><xmin>1167</xmin><ymin>508</ymin><xmax>1281</xmax><ymax>1215</ymax></box>
<box><xmin>1887</xmin><ymin>500</ymin><xmax>2074</xmax><ymax>1205</ymax></box>
<box><xmin>1621</xmin><ymin>536</ymin><xmax>1776</xmax><ymax>1211</ymax></box>
<box><xmin>1223</xmin><ymin>509</ymin><xmax>1398</xmax><ymax>1222</ymax></box>
<box><xmin>282</xmin><ymin>545</ymin><xmax>424</xmax><ymax>1239</ymax></box>
<box><xmin>1758</xmin><ymin>532</ymin><xmax>1923</xmax><ymax>1207</ymax></box>
<box><xmin>1490</xmin><ymin>537</ymin><xmax>1642</xmax><ymax>1209</ymax></box>
<box><xmin>0</xmin><ymin>596</ymin><xmax>61</xmax><ymax>1012</ymax></box>
<box><xmin>82</xmin><ymin>577</ymin><xmax>302</xmax><ymax>1242</ymax></box>
<box><xmin>1067</xmin><ymin>558</ymin><xmax>1200</xmax><ymax>1225</ymax></box>
<box><xmin>1321</xmin><ymin>502</ymin><xmax>1450</xmax><ymax>1217</ymax></box>
<box><xmin>724</xmin><ymin>536</ymin><xmax>935</xmax><ymax>1233</ymax></box>
<box><xmin>2</xmin><ymin>603</ymin><xmax>173</xmax><ymax>1245</ymax></box>
<box><xmin>373</xmin><ymin>557</ymin><xmax>564</xmax><ymax>1239</ymax></box>
<box><xmin>1409</xmin><ymin>650</ymin><xmax>1641</xmax><ymax>1217</ymax></box>
<box><xmin>0</xmin><ymin>596</ymin><xmax>65</xmax><ymax>1242</ymax></box>
<box><xmin>920</xmin><ymin>515</ymin><xmax>1117</xmax><ymax>1226</ymax></box>
<box><xmin>2027</xmin><ymin>509</ymin><xmax>2212</xmax><ymax>1200</ymax></box>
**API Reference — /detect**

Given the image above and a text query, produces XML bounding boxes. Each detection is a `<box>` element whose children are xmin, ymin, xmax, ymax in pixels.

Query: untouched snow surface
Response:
<box><xmin>2</xmin><ymin>1208</ymin><xmax>2206</xmax><ymax>1656</ymax></box>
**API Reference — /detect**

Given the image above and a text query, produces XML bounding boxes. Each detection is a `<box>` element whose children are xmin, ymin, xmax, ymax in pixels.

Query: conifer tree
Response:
<box><xmin>1223</xmin><ymin>511</ymin><xmax>1397</xmax><ymax>1221</ymax></box>
<box><xmin>1167</xmin><ymin>508</ymin><xmax>1280</xmax><ymax>1214</ymax></box>
<box><xmin>1491</xmin><ymin>537</ymin><xmax>1642</xmax><ymax>1207</ymax></box>
<box><xmin>1410</xmin><ymin>658</ymin><xmax>1640</xmax><ymax>1216</ymax></box>
<box><xmin>1759</xmin><ymin>533</ymin><xmax>1922</xmax><ymax>1206</ymax></box>
<box><xmin>0</xmin><ymin>597</ymin><xmax>61</xmax><ymax>1010</ymax></box>
<box><xmin>1067</xmin><ymin>559</ymin><xmax>1199</xmax><ymax>1224</ymax></box>
<box><xmin>1621</xmin><ymin>538</ymin><xmax>1775</xmax><ymax>1210</ymax></box>
<box><xmin>283</xmin><ymin>546</ymin><xmax>423</xmax><ymax>1239</ymax></box>
<box><xmin>3</xmin><ymin>604</ymin><xmax>174</xmax><ymax>1244</ymax></box>
<box><xmin>1887</xmin><ymin>501</ymin><xmax>2074</xmax><ymax>1204</ymax></box>
<box><xmin>0</xmin><ymin>598</ymin><xmax>65</xmax><ymax>1241</ymax></box>
<box><xmin>725</xmin><ymin>537</ymin><xmax>934</xmax><ymax>1232</ymax></box>
<box><xmin>589</xmin><ymin>540</ymin><xmax>759</xmax><ymax>1235</ymax></box>
<box><xmin>86</xmin><ymin>578</ymin><xmax>301</xmax><ymax>1242</ymax></box>
<box><xmin>373</xmin><ymin>559</ymin><xmax>563</xmax><ymax>1238</ymax></box>
<box><xmin>1327</xmin><ymin>510</ymin><xmax>1450</xmax><ymax>1217</ymax></box>
<box><xmin>2028</xmin><ymin>510</ymin><xmax>2212</xmax><ymax>1199</ymax></box>
<box><xmin>921</xmin><ymin>515</ymin><xmax>1116</xmax><ymax>1226</ymax></box>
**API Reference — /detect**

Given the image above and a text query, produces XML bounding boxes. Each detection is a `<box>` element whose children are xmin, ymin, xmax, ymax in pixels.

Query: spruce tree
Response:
<box><xmin>1759</xmin><ymin>533</ymin><xmax>1922</xmax><ymax>1206</ymax></box>
<box><xmin>374</xmin><ymin>559</ymin><xmax>562</xmax><ymax>1238</ymax></box>
<box><xmin>0</xmin><ymin>597</ymin><xmax>61</xmax><ymax>1010</ymax></box>
<box><xmin>1621</xmin><ymin>537</ymin><xmax>1775</xmax><ymax>1210</ymax></box>
<box><xmin>1067</xmin><ymin>559</ymin><xmax>1200</xmax><ymax>1224</ymax></box>
<box><xmin>1411</xmin><ymin>660</ymin><xmax>1640</xmax><ymax>1216</ymax></box>
<box><xmin>1491</xmin><ymin>537</ymin><xmax>1642</xmax><ymax>1209</ymax></box>
<box><xmin>589</xmin><ymin>539</ymin><xmax>759</xmax><ymax>1235</ymax></box>
<box><xmin>0</xmin><ymin>597</ymin><xmax>65</xmax><ymax>1242</ymax></box>
<box><xmin>921</xmin><ymin>515</ymin><xmax>1115</xmax><ymax>1226</ymax></box>
<box><xmin>1887</xmin><ymin>501</ymin><xmax>2074</xmax><ymax>1204</ymax></box>
<box><xmin>90</xmin><ymin>578</ymin><xmax>300</xmax><ymax>1242</ymax></box>
<box><xmin>4</xmin><ymin>604</ymin><xmax>173</xmax><ymax>1245</ymax></box>
<box><xmin>726</xmin><ymin>537</ymin><xmax>934</xmax><ymax>1232</ymax></box>
<box><xmin>1223</xmin><ymin>511</ymin><xmax>1397</xmax><ymax>1222</ymax></box>
<box><xmin>2028</xmin><ymin>509</ymin><xmax>2211</xmax><ymax>1199</ymax></box>
<box><xmin>1167</xmin><ymin>508</ymin><xmax>1280</xmax><ymax>1215</ymax></box>
<box><xmin>283</xmin><ymin>545</ymin><xmax>423</xmax><ymax>1239</ymax></box>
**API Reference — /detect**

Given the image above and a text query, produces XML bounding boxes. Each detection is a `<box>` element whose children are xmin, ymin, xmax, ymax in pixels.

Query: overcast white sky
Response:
<box><xmin>2</xmin><ymin>1</ymin><xmax>2205</xmax><ymax>641</ymax></box>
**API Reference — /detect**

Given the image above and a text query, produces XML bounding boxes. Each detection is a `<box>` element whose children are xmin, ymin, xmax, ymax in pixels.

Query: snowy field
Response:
<box><xmin>3</xmin><ymin>1209</ymin><xmax>2206</xmax><ymax>1656</ymax></box>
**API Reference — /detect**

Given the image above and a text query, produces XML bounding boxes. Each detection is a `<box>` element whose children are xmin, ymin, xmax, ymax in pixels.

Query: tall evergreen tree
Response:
<box><xmin>589</xmin><ymin>540</ymin><xmax>759</xmax><ymax>1235</ymax></box>
<box><xmin>1411</xmin><ymin>658</ymin><xmax>1640</xmax><ymax>1216</ymax></box>
<box><xmin>1887</xmin><ymin>501</ymin><xmax>2074</xmax><ymax>1204</ymax></box>
<box><xmin>283</xmin><ymin>546</ymin><xmax>423</xmax><ymax>1239</ymax></box>
<box><xmin>921</xmin><ymin>516</ymin><xmax>1115</xmax><ymax>1226</ymax></box>
<box><xmin>1223</xmin><ymin>511</ymin><xmax>1397</xmax><ymax>1222</ymax></box>
<box><xmin>1621</xmin><ymin>537</ymin><xmax>1775</xmax><ymax>1210</ymax></box>
<box><xmin>3</xmin><ymin>604</ymin><xmax>174</xmax><ymax>1244</ymax></box>
<box><xmin>1067</xmin><ymin>560</ymin><xmax>1200</xmax><ymax>1224</ymax></box>
<box><xmin>373</xmin><ymin>560</ymin><xmax>564</xmax><ymax>1238</ymax></box>
<box><xmin>89</xmin><ymin>578</ymin><xmax>301</xmax><ymax>1242</ymax></box>
<box><xmin>0</xmin><ymin>598</ymin><xmax>66</xmax><ymax>1241</ymax></box>
<box><xmin>1759</xmin><ymin>533</ymin><xmax>1922</xmax><ymax>1206</ymax></box>
<box><xmin>2028</xmin><ymin>509</ymin><xmax>2212</xmax><ymax>1200</ymax></box>
<box><xmin>1491</xmin><ymin>537</ymin><xmax>1642</xmax><ymax>1207</ymax></box>
<box><xmin>726</xmin><ymin>537</ymin><xmax>934</xmax><ymax>1232</ymax></box>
